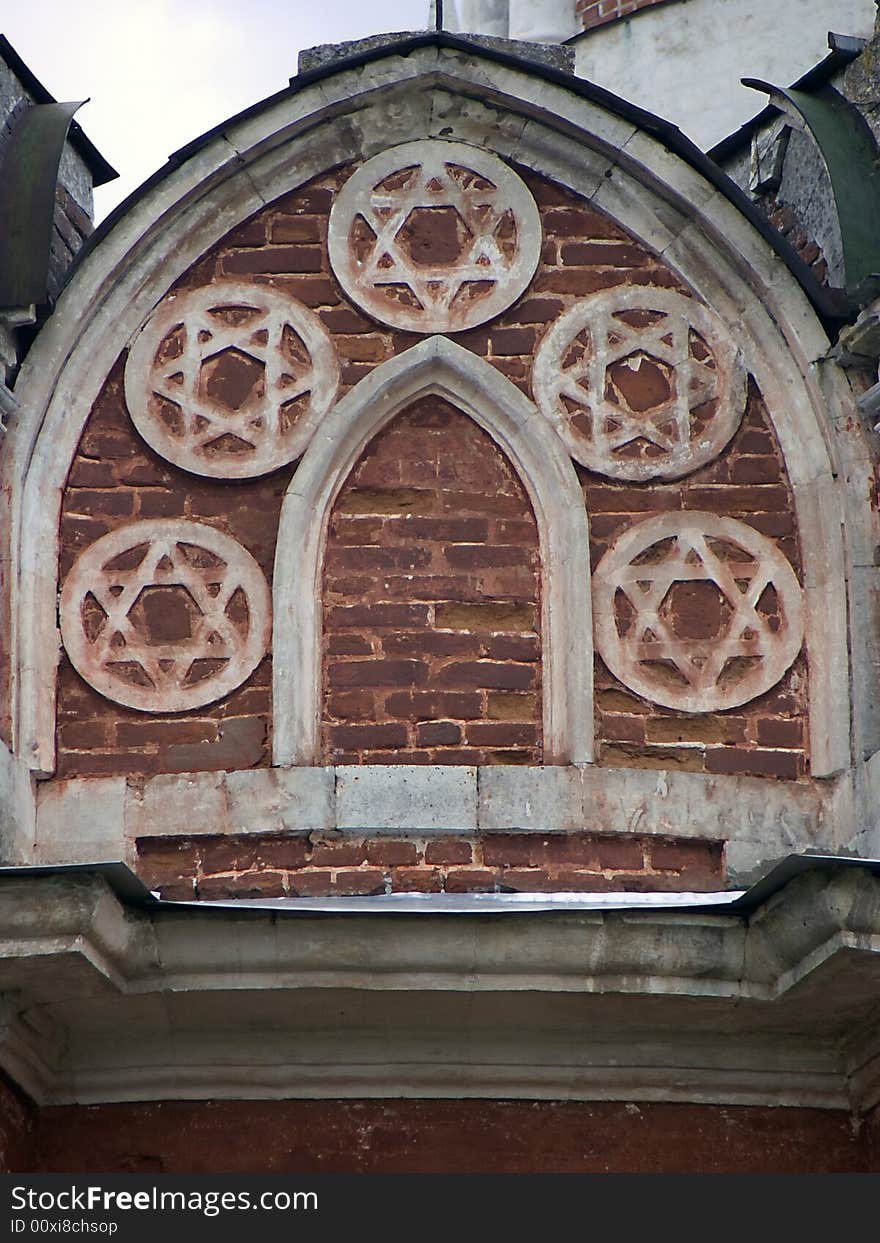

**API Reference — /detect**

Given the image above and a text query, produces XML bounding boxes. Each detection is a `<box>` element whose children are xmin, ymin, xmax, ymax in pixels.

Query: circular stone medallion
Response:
<box><xmin>593</xmin><ymin>512</ymin><xmax>804</xmax><ymax>712</ymax></box>
<box><xmin>124</xmin><ymin>281</ymin><xmax>339</xmax><ymax>478</ymax></box>
<box><xmin>328</xmin><ymin>141</ymin><xmax>541</xmax><ymax>332</ymax></box>
<box><xmin>533</xmin><ymin>287</ymin><xmax>747</xmax><ymax>481</ymax></box>
<box><xmin>59</xmin><ymin>520</ymin><xmax>272</xmax><ymax>712</ymax></box>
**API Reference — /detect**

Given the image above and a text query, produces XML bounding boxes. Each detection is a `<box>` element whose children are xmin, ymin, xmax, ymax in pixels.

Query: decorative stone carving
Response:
<box><xmin>124</xmin><ymin>282</ymin><xmax>339</xmax><ymax>478</ymax></box>
<box><xmin>59</xmin><ymin>520</ymin><xmax>271</xmax><ymax>712</ymax></box>
<box><xmin>593</xmin><ymin>512</ymin><xmax>804</xmax><ymax>712</ymax></box>
<box><xmin>533</xmin><ymin>287</ymin><xmax>747</xmax><ymax>481</ymax></box>
<box><xmin>327</xmin><ymin>141</ymin><xmax>541</xmax><ymax>332</ymax></box>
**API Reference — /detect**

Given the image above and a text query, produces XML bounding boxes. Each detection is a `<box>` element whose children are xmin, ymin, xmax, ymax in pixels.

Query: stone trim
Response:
<box><xmin>3</xmin><ymin>48</ymin><xmax>862</xmax><ymax>779</ymax></box>
<box><xmin>31</xmin><ymin>762</ymin><xmax>848</xmax><ymax>887</ymax></box>
<box><xmin>0</xmin><ymin>866</ymin><xmax>878</xmax><ymax>1108</ymax></box>
<box><xmin>273</xmin><ymin>337</ymin><xmax>593</xmax><ymax>766</ymax></box>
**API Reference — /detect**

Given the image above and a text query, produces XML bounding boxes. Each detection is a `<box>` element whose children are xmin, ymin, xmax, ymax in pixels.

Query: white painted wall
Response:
<box><xmin>572</xmin><ymin>0</ymin><xmax>877</xmax><ymax>150</ymax></box>
<box><xmin>444</xmin><ymin>0</ymin><xmax>877</xmax><ymax>151</ymax></box>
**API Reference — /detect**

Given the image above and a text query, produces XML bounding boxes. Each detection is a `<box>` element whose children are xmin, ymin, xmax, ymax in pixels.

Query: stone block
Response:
<box><xmin>478</xmin><ymin>766</ymin><xmax>585</xmax><ymax>831</ymax></box>
<box><xmin>336</xmin><ymin>765</ymin><xmax>477</xmax><ymax>833</ymax></box>
<box><xmin>36</xmin><ymin>776</ymin><xmax>125</xmax><ymax>864</ymax></box>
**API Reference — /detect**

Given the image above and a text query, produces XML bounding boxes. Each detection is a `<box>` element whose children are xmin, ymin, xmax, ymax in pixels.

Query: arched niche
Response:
<box><xmin>273</xmin><ymin>337</ymin><xmax>593</xmax><ymax>766</ymax></box>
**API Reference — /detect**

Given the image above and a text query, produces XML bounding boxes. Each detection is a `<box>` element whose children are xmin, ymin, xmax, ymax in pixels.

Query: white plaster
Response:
<box><xmin>273</xmin><ymin>336</ymin><xmax>593</xmax><ymax>766</ymax></box>
<box><xmin>571</xmin><ymin>0</ymin><xmax>878</xmax><ymax>152</ymax></box>
<box><xmin>336</xmin><ymin>765</ymin><xmax>478</xmax><ymax>833</ymax></box>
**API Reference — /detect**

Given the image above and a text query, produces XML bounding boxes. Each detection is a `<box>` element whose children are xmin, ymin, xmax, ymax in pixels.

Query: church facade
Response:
<box><xmin>1</xmin><ymin>16</ymin><xmax>880</xmax><ymax>1171</ymax></box>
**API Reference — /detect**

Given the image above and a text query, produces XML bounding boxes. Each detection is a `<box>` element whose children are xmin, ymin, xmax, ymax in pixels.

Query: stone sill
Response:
<box><xmin>30</xmin><ymin>762</ymin><xmax>842</xmax><ymax>885</ymax></box>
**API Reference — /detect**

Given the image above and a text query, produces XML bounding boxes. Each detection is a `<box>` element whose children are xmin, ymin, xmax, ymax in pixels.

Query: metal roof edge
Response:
<box><xmin>0</xmin><ymin>34</ymin><xmax>118</xmax><ymax>186</ymax></box>
<box><xmin>0</xmin><ymin>853</ymin><xmax>876</xmax><ymax>918</ymax></box>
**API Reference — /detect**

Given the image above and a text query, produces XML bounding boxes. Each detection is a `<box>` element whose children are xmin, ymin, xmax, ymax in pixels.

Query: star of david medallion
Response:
<box><xmin>124</xmin><ymin>281</ymin><xmax>339</xmax><ymax>479</ymax></box>
<box><xmin>533</xmin><ymin>287</ymin><xmax>747</xmax><ymax>481</ymax></box>
<box><xmin>59</xmin><ymin>520</ymin><xmax>272</xmax><ymax>712</ymax></box>
<box><xmin>593</xmin><ymin>512</ymin><xmax>804</xmax><ymax>712</ymax></box>
<box><xmin>327</xmin><ymin>141</ymin><xmax>541</xmax><ymax>332</ymax></box>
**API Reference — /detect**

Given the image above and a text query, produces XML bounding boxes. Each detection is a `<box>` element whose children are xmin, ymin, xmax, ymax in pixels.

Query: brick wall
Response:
<box><xmin>587</xmin><ymin>383</ymin><xmax>807</xmax><ymax>779</ymax></box>
<box><xmin>576</xmin><ymin>0</ymin><xmax>674</xmax><ymax>33</ymax></box>
<box><xmin>57</xmin><ymin>359</ymin><xmax>290</xmax><ymax>778</ymax></box>
<box><xmin>31</xmin><ymin>1098</ymin><xmax>872</xmax><ymax>1173</ymax></box>
<box><xmin>137</xmin><ymin>830</ymin><xmax>722</xmax><ymax>898</ymax></box>
<box><xmin>55</xmin><ymin>162</ymin><xmax>807</xmax><ymax>784</ymax></box>
<box><xmin>323</xmin><ymin>395</ymin><xmax>542</xmax><ymax>765</ymax></box>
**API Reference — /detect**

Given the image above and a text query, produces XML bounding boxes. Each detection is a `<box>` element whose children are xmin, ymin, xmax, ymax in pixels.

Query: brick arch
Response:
<box><xmin>272</xmin><ymin>337</ymin><xmax>592</xmax><ymax>766</ymax></box>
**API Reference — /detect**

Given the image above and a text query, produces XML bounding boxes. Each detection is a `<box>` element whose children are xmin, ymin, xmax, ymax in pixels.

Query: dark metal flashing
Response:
<box><xmin>0</xmin><ymin>100</ymin><xmax>84</xmax><ymax>307</ymax></box>
<box><xmin>0</xmin><ymin>853</ymin><xmax>876</xmax><ymax>920</ymax></box>
<box><xmin>740</xmin><ymin>80</ymin><xmax>880</xmax><ymax>303</ymax></box>
<box><xmin>707</xmin><ymin>39</ymin><xmax>866</xmax><ymax>165</ymax></box>
<box><xmin>0</xmin><ymin>34</ymin><xmax>117</xmax><ymax>186</ymax></box>
<box><xmin>66</xmin><ymin>31</ymin><xmax>849</xmax><ymax>329</ymax></box>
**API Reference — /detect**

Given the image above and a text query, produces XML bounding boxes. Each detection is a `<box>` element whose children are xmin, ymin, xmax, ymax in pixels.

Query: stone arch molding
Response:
<box><xmin>273</xmin><ymin>336</ymin><xmax>593</xmax><ymax>766</ymax></box>
<box><xmin>3</xmin><ymin>44</ymin><xmax>859</xmax><ymax>774</ymax></box>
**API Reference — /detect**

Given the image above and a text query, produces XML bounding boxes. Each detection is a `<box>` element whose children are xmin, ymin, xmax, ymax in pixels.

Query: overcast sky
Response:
<box><xmin>3</xmin><ymin>1</ymin><xmax>430</xmax><ymax>219</ymax></box>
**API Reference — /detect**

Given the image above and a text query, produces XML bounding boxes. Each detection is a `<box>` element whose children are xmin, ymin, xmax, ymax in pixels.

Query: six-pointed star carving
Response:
<box><xmin>354</xmin><ymin>154</ymin><xmax>515</xmax><ymax>314</ymax></box>
<box><xmin>87</xmin><ymin>534</ymin><xmax>247</xmax><ymax>692</ymax></box>
<box><xmin>558</xmin><ymin>304</ymin><xmax>717</xmax><ymax>459</ymax></box>
<box><xmin>593</xmin><ymin>513</ymin><xmax>804</xmax><ymax>712</ymax></box>
<box><xmin>614</xmin><ymin>529</ymin><xmax>779</xmax><ymax>693</ymax></box>
<box><xmin>151</xmin><ymin>304</ymin><xmax>312</xmax><ymax>455</ymax></box>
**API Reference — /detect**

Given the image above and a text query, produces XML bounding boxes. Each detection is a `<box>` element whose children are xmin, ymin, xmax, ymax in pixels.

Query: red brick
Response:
<box><xmin>268</xmin><ymin>216</ymin><xmax>322</xmax><ymax>243</ymax></box>
<box><xmin>365</xmin><ymin>840</ymin><xmax>419</xmax><ymax>866</ymax></box>
<box><xmin>435</xmin><ymin>662</ymin><xmax>535</xmax><ymax>690</ymax></box>
<box><xmin>326</xmin><ymin>635</ymin><xmax>374</xmax><ymax>657</ymax></box>
<box><xmin>383</xmin><ymin>633</ymin><xmax>478</xmax><ymax>658</ymax></box>
<box><xmin>223</xmin><ymin>245</ymin><xmax>323</xmax><ymax>274</ymax></box>
<box><xmin>706</xmin><ymin>748</ymin><xmax>802</xmax><ymax>779</ymax></box>
<box><xmin>333</xmin><ymin>869</ymin><xmax>386</xmax><ymax>896</ymax></box>
<box><xmin>600</xmin><ymin>714</ymin><xmax>646</xmax><ymax>744</ymax></box>
<box><xmin>425</xmin><ymin>839</ymin><xmax>473</xmax><ymax>865</ymax></box>
<box><xmin>684</xmin><ymin>486</ymin><xmax>790</xmax><ymax>513</ymax></box>
<box><xmin>755</xmin><ymin>718</ymin><xmax>804</xmax><ymax>748</ymax></box>
<box><xmin>417</xmin><ymin>721</ymin><xmax>462</xmax><ymax>746</ymax></box>
<box><xmin>483</xmin><ymin>635</ymin><xmax>540</xmax><ymax>661</ymax></box>
<box><xmin>730</xmin><ymin>457</ymin><xmax>781</xmax><ymax>485</ymax></box>
<box><xmin>329</xmin><ymin>723</ymin><xmax>409</xmax><ymax>749</ymax></box>
<box><xmin>328</xmin><ymin>604</ymin><xmax>430</xmax><ymax>629</ymax></box>
<box><xmin>560</xmin><ymin>241</ymin><xmax>653</xmax><ymax>266</ymax></box>
<box><xmin>649</xmin><ymin>839</ymin><xmax>723</xmax><ymax>874</ymax></box>
<box><xmin>445</xmin><ymin>869</ymin><xmax>498</xmax><ymax>893</ymax></box>
<box><xmin>465</xmin><ymin>723</ymin><xmax>537</xmax><ymax>746</ymax></box>
<box><xmin>489</xmin><ymin>327</ymin><xmax>536</xmax><ymax>355</ymax></box>
<box><xmin>326</xmin><ymin>690</ymin><xmax>378</xmax><ymax>719</ymax></box>
<box><xmin>328</xmin><ymin>661</ymin><xmax>428</xmax><ymax>688</ymax></box>
<box><xmin>481</xmin><ymin>835</ymin><xmax>532</xmax><ymax>866</ymax></box>
<box><xmin>392</xmin><ymin>867</ymin><xmax>443</xmax><ymax>893</ymax></box>
<box><xmin>310</xmin><ymin>840</ymin><xmax>367</xmax><ymax>866</ymax></box>
<box><xmin>542</xmin><ymin>208</ymin><xmax>626</xmax><ymax>239</ymax></box>
<box><xmin>288</xmin><ymin>870</ymin><xmax>334</xmax><ymax>896</ymax></box>
<box><xmin>198</xmin><ymin>872</ymin><xmax>285</xmax><ymax>900</ymax></box>
<box><xmin>255</xmin><ymin>837</ymin><xmax>311</xmax><ymax>869</ymax></box>
<box><xmin>508</xmin><ymin>297</ymin><xmax>564</xmax><ymax>323</ymax></box>
<box><xmin>443</xmin><ymin>544</ymin><xmax>532</xmax><ymax>569</ymax></box>
<box><xmin>499</xmin><ymin>869</ymin><xmax>562</xmax><ymax>893</ymax></box>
